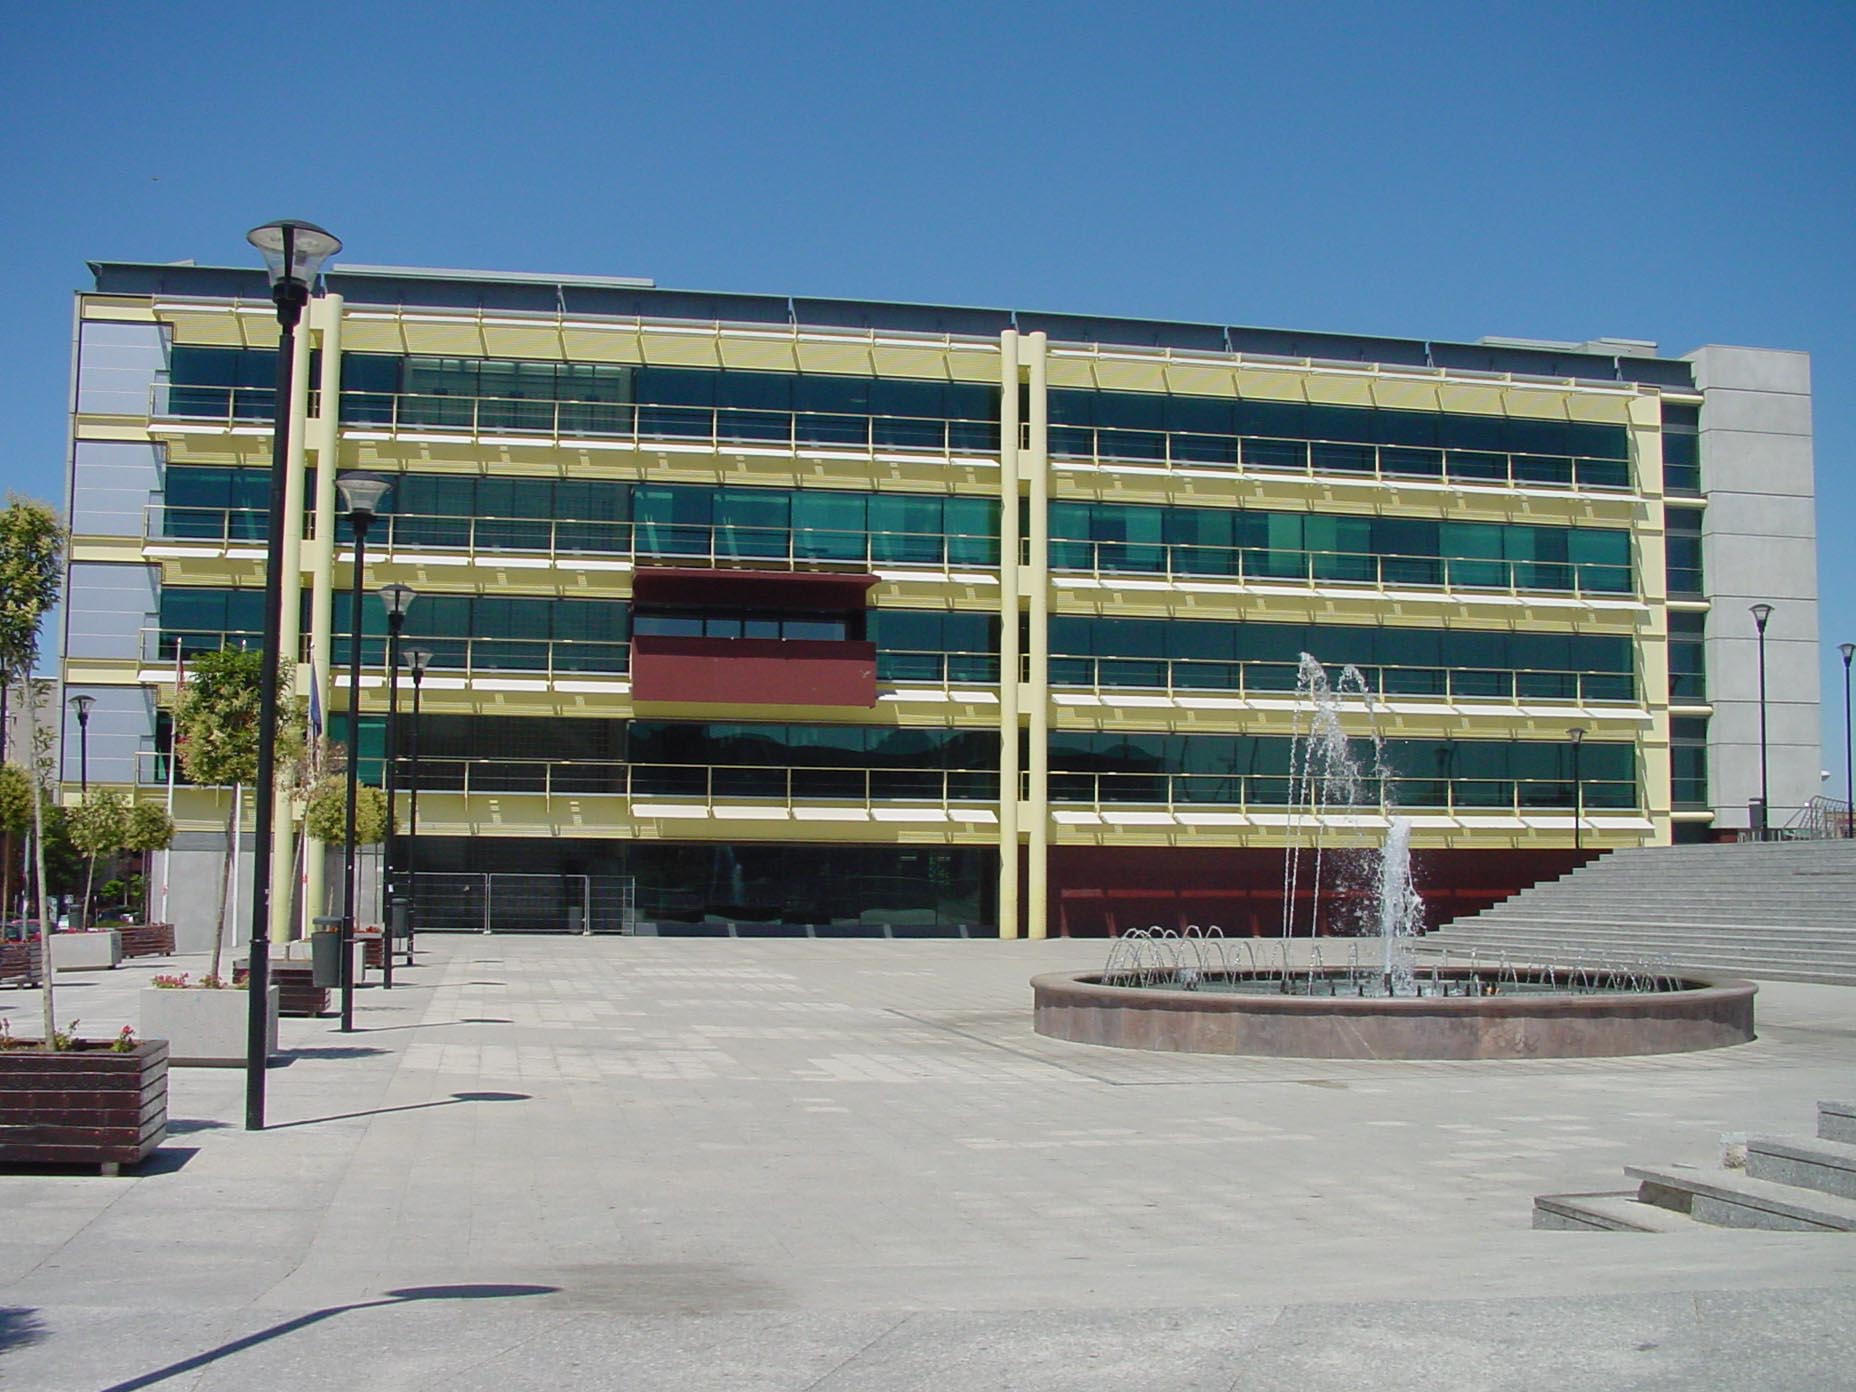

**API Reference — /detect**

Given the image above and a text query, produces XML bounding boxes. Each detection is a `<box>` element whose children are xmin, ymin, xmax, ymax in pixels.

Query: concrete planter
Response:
<box><xmin>139</xmin><ymin>986</ymin><xmax>280</xmax><ymax>1068</ymax></box>
<box><xmin>47</xmin><ymin>930</ymin><xmax>121</xmax><ymax>971</ymax></box>
<box><xmin>0</xmin><ymin>1039</ymin><xmax>167</xmax><ymax>1174</ymax></box>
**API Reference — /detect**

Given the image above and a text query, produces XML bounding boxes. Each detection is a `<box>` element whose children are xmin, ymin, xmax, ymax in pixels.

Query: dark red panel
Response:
<box><xmin>632</xmin><ymin>568</ymin><xmax>878</xmax><ymax>612</ymax></box>
<box><xmin>632</xmin><ymin>635</ymin><xmax>878</xmax><ymax>708</ymax></box>
<box><xmin>1040</xmin><ymin>844</ymin><xmax>1596</xmax><ymax>937</ymax></box>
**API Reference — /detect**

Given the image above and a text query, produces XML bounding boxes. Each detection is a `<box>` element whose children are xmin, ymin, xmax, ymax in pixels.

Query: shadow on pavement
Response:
<box><xmin>262</xmin><ymin>1091</ymin><xmax>530</xmax><ymax>1131</ymax></box>
<box><xmin>96</xmin><ymin>1283</ymin><xmax>558</xmax><ymax>1391</ymax></box>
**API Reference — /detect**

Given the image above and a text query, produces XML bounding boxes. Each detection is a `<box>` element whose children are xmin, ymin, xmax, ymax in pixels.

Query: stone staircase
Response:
<box><xmin>1415</xmin><ymin>839</ymin><xmax>1856</xmax><ymax>985</ymax></box>
<box><xmin>1535</xmin><ymin>1101</ymin><xmax>1856</xmax><ymax>1232</ymax></box>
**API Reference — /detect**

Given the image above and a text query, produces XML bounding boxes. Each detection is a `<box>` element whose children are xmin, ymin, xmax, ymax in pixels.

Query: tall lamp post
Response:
<box><xmin>243</xmin><ymin>219</ymin><xmax>341</xmax><ymax>1130</ymax></box>
<box><xmin>377</xmin><ymin>583</ymin><xmax>416</xmax><ymax>989</ymax></box>
<box><xmin>403</xmin><ymin>645</ymin><xmax>432</xmax><ymax>962</ymax></box>
<box><xmin>67</xmin><ymin>695</ymin><xmax>94</xmax><ymax>795</ymax></box>
<box><xmin>1840</xmin><ymin>642</ymin><xmax>1854</xmax><ymax>840</ymax></box>
<box><xmin>1750</xmin><ymin>603</ymin><xmax>1774</xmax><ymax>839</ymax></box>
<box><xmin>1567</xmin><ymin>727</ymin><xmax>1585</xmax><ymax>853</ymax></box>
<box><xmin>68</xmin><ymin>695</ymin><xmax>95</xmax><ymax>928</ymax></box>
<box><xmin>335</xmin><ymin>472</ymin><xmax>392</xmax><ymax>1032</ymax></box>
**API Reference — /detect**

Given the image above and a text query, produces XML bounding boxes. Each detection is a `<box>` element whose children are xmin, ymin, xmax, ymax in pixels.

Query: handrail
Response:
<box><xmin>1045</xmin><ymin>655</ymin><xmax>1636</xmax><ymax>705</ymax></box>
<box><xmin>1046</xmin><ymin>537</ymin><xmax>1633</xmax><ymax>599</ymax></box>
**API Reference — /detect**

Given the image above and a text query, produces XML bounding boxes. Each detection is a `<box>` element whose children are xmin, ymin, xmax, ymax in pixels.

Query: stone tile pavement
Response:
<box><xmin>1</xmin><ymin>935</ymin><xmax>1853</xmax><ymax>1389</ymax></box>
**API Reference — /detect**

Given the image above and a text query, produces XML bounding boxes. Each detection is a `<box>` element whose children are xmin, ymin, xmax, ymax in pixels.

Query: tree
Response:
<box><xmin>304</xmin><ymin>777</ymin><xmax>388</xmax><ymax>846</ymax></box>
<box><xmin>0</xmin><ymin>497</ymin><xmax>64</xmax><ymax>1048</ymax></box>
<box><xmin>0</xmin><ymin>763</ymin><xmax>29</xmax><ymax>931</ymax></box>
<box><xmin>172</xmin><ymin>645</ymin><xmax>301</xmax><ymax>982</ymax></box>
<box><xmin>67</xmin><ymin>788</ymin><xmax>129</xmax><ymax>931</ymax></box>
<box><xmin>122</xmin><ymin>803</ymin><xmax>175</xmax><ymax>923</ymax></box>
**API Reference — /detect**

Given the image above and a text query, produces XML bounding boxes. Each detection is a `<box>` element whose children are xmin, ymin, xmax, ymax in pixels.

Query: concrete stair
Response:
<box><xmin>1417</xmin><ymin>840</ymin><xmax>1856</xmax><ymax>985</ymax></box>
<box><xmin>1535</xmin><ymin>1101</ymin><xmax>1856</xmax><ymax>1232</ymax></box>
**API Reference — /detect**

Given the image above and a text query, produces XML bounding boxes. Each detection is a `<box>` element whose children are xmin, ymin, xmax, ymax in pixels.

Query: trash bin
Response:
<box><xmin>567</xmin><ymin>906</ymin><xmax>585</xmax><ymax>935</ymax></box>
<box><xmin>311</xmin><ymin>917</ymin><xmax>343</xmax><ymax>988</ymax></box>
<box><xmin>390</xmin><ymin>900</ymin><xmax>410</xmax><ymax>941</ymax></box>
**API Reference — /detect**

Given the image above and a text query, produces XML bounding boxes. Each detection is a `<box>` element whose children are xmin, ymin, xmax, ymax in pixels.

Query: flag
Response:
<box><xmin>309</xmin><ymin>677</ymin><xmax>323</xmax><ymax>742</ymax></box>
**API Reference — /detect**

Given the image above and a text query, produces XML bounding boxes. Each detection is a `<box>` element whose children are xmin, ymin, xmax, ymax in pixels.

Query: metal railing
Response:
<box><xmin>404</xmin><ymin>872</ymin><xmax>638</xmax><ymax>934</ymax></box>
<box><xmin>154</xmin><ymin>384</ymin><xmax>1003</xmax><ymax>458</ymax></box>
<box><xmin>1049</xmin><ymin>424</ymin><xmax>1634</xmax><ymax>493</ymax></box>
<box><xmin>1048</xmin><ymin>771</ymin><xmax>1637</xmax><ymax>815</ymax></box>
<box><xmin>1047</xmin><ymin>656</ymin><xmax>1636</xmax><ymax>705</ymax></box>
<box><xmin>405</xmin><ymin>759</ymin><xmax>1002</xmax><ymax>805</ymax></box>
<box><xmin>1047</xmin><ymin>539</ymin><xmax>1633</xmax><ymax>598</ymax></box>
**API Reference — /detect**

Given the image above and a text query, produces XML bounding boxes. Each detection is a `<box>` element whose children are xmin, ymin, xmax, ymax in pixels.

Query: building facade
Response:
<box><xmin>59</xmin><ymin>262</ymin><xmax>1821</xmax><ymax>942</ymax></box>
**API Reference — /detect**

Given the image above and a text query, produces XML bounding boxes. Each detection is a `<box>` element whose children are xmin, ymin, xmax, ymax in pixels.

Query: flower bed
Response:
<box><xmin>0</xmin><ymin>1036</ymin><xmax>168</xmax><ymax>1174</ymax></box>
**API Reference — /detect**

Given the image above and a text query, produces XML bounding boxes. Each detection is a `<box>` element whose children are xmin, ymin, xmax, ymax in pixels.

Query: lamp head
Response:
<box><xmin>1749</xmin><ymin>603</ymin><xmax>1774</xmax><ymax>632</ymax></box>
<box><xmin>246</xmin><ymin>219</ymin><xmax>342</xmax><ymax>289</ymax></box>
<box><xmin>336</xmin><ymin>472</ymin><xmax>393</xmax><ymax>521</ymax></box>
<box><xmin>1841</xmin><ymin>642</ymin><xmax>1854</xmax><ymax>666</ymax></box>
<box><xmin>69</xmin><ymin>694</ymin><xmax>96</xmax><ymax>721</ymax></box>
<box><xmin>1567</xmin><ymin>727</ymin><xmax>1584</xmax><ymax>745</ymax></box>
<box><xmin>404</xmin><ymin>646</ymin><xmax>433</xmax><ymax>679</ymax></box>
<box><xmin>380</xmin><ymin>582</ymin><xmax>418</xmax><ymax>621</ymax></box>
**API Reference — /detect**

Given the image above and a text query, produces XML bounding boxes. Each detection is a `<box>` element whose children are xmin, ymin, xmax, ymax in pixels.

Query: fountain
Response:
<box><xmin>1032</xmin><ymin>653</ymin><xmax>1756</xmax><ymax>1059</ymax></box>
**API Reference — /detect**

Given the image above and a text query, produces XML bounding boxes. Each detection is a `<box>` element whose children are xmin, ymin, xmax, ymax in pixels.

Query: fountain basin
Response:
<box><xmin>1031</xmin><ymin>969</ymin><xmax>1756</xmax><ymax>1060</ymax></box>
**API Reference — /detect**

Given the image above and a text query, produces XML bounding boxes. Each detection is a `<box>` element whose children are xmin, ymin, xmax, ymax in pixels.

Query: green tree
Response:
<box><xmin>0</xmin><ymin>497</ymin><xmax>64</xmax><ymax>1047</ymax></box>
<box><xmin>67</xmin><ymin>788</ymin><xmax>129</xmax><ymax>932</ymax></box>
<box><xmin>172</xmin><ymin>645</ymin><xmax>300</xmax><ymax>981</ymax></box>
<box><xmin>304</xmin><ymin>777</ymin><xmax>388</xmax><ymax>846</ymax></box>
<box><xmin>122</xmin><ymin>803</ymin><xmax>175</xmax><ymax>923</ymax></box>
<box><xmin>0</xmin><ymin>763</ymin><xmax>29</xmax><ymax>933</ymax></box>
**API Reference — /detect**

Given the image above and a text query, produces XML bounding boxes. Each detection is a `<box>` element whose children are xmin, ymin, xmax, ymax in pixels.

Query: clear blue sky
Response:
<box><xmin>3</xmin><ymin>2</ymin><xmax>1852</xmax><ymax>771</ymax></box>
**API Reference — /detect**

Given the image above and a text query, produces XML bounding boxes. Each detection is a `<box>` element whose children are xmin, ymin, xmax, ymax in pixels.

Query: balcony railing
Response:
<box><xmin>1047</xmin><ymin>539</ymin><xmax>1633</xmax><ymax>598</ymax></box>
<box><xmin>1049</xmin><ymin>770</ymin><xmax>1637</xmax><ymax>815</ymax></box>
<box><xmin>1050</xmin><ymin>424</ymin><xmax>1634</xmax><ymax>494</ymax></box>
<box><xmin>1048</xmin><ymin>656</ymin><xmax>1636</xmax><ymax>705</ymax></box>
<box><xmin>154</xmin><ymin>383</ymin><xmax>1002</xmax><ymax>458</ymax></box>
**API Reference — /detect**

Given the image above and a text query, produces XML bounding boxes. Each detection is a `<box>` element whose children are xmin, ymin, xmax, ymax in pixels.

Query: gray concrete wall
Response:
<box><xmin>159</xmin><ymin>835</ymin><xmax>382</xmax><ymax>954</ymax></box>
<box><xmin>75</xmin><ymin>319</ymin><xmax>165</xmax><ymax>417</ymax></box>
<box><xmin>1686</xmin><ymin>345</ymin><xmax>1820</xmax><ymax>831</ymax></box>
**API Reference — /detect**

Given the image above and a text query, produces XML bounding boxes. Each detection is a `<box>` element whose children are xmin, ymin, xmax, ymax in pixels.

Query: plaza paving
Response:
<box><xmin>2</xmin><ymin>934</ymin><xmax>1854</xmax><ymax>1390</ymax></box>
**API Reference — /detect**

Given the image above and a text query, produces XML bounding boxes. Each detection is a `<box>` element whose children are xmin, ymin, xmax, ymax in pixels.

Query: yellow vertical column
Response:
<box><xmin>300</xmin><ymin>294</ymin><xmax>343</xmax><ymax>932</ymax></box>
<box><xmin>997</xmin><ymin>331</ymin><xmax>1022</xmax><ymax>938</ymax></box>
<box><xmin>1025</xmin><ymin>333</ymin><xmax>1050</xmax><ymax>939</ymax></box>
<box><xmin>267</xmin><ymin>313</ymin><xmax>314</xmax><ymax>941</ymax></box>
<box><xmin>1631</xmin><ymin>393</ymin><xmax>1675</xmax><ymax>848</ymax></box>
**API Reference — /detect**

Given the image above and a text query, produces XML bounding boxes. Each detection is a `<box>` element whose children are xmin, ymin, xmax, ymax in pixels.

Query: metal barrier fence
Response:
<box><xmin>407</xmin><ymin>872</ymin><xmax>638</xmax><ymax>934</ymax></box>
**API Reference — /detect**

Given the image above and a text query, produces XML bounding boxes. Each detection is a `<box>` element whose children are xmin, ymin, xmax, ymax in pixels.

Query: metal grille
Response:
<box><xmin>408</xmin><ymin>873</ymin><xmax>637</xmax><ymax>934</ymax></box>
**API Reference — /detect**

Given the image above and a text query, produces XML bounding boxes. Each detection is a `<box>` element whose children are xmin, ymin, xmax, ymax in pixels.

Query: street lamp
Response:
<box><xmin>403</xmin><ymin>645</ymin><xmax>432</xmax><ymax>962</ymax></box>
<box><xmin>1567</xmin><ymin>727</ymin><xmax>1585</xmax><ymax>853</ymax></box>
<box><xmin>1840</xmin><ymin>642</ymin><xmax>1854</xmax><ymax>840</ymax></box>
<box><xmin>377</xmin><ymin>582</ymin><xmax>416</xmax><ymax>990</ymax></box>
<box><xmin>335</xmin><ymin>471</ymin><xmax>392</xmax><ymax>1033</ymax></box>
<box><xmin>67</xmin><ymin>694</ymin><xmax>95</xmax><ymax>795</ymax></box>
<box><xmin>1750</xmin><ymin>603</ymin><xmax>1774</xmax><ymax>839</ymax></box>
<box><xmin>242</xmin><ymin>218</ymin><xmax>341</xmax><ymax>1131</ymax></box>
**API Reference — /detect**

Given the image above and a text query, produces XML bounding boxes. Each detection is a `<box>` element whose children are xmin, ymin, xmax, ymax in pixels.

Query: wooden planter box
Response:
<box><xmin>140</xmin><ymin>986</ymin><xmax>279</xmax><ymax>1067</ymax></box>
<box><xmin>0</xmin><ymin>941</ymin><xmax>42</xmax><ymax>986</ymax></box>
<box><xmin>233</xmin><ymin>961</ymin><xmax>330</xmax><ymax>1018</ymax></box>
<box><xmin>0</xmin><ymin>1040</ymin><xmax>168</xmax><ymax>1174</ymax></box>
<box><xmin>118</xmin><ymin>923</ymin><xmax>177</xmax><ymax>959</ymax></box>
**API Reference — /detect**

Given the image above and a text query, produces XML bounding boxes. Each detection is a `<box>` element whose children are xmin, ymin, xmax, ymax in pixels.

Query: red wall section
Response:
<box><xmin>632</xmin><ymin>635</ymin><xmax>878</xmax><ymax>707</ymax></box>
<box><xmin>1042</xmin><ymin>844</ymin><xmax>1597</xmax><ymax>937</ymax></box>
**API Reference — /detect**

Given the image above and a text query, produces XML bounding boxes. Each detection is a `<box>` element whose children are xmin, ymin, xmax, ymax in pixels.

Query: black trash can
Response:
<box><xmin>311</xmin><ymin>917</ymin><xmax>343</xmax><ymax>988</ymax></box>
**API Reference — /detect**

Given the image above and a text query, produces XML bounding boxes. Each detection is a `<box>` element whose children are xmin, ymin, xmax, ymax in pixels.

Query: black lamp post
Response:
<box><xmin>1567</xmin><ymin>727</ymin><xmax>1585</xmax><ymax>853</ymax></box>
<box><xmin>335</xmin><ymin>471</ymin><xmax>392</xmax><ymax>1032</ymax></box>
<box><xmin>242</xmin><ymin>218</ymin><xmax>341</xmax><ymax>1131</ymax></box>
<box><xmin>68</xmin><ymin>694</ymin><xmax>94</xmax><ymax>795</ymax></box>
<box><xmin>377</xmin><ymin>582</ymin><xmax>416</xmax><ymax>989</ymax></box>
<box><xmin>403</xmin><ymin>645</ymin><xmax>432</xmax><ymax>961</ymax></box>
<box><xmin>1750</xmin><ymin>603</ymin><xmax>1774</xmax><ymax>839</ymax></box>
<box><xmin>1841</xmin><ymin>642</ymin><xmax>1854</xmax><ymax>840</ymax></box>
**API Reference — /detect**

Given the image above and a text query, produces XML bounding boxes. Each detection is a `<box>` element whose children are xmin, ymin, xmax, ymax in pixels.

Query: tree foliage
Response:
<box><xmin>172</xmin><ymin>645</ymin><xmax>304</xmax><ymax>786</ymax></box>
<box><xmin>305</xmin><ymin>777</ymin><xmax>388</xmax><ymax>846</ymax></box>
<box><xmin>67</xmin><ymin>789</ymin><xmax>130</xmax><ymax>858</ymax></box>
<box><xmin>0</xmin><ymin>764</ymin><xmax>29</xmax><ymax>834</ymax></box>
<box><xmin>0</xmin><ymin>497</ymin><xmax>63</xmax><ymax>679</ymax></box>
<box><xmin>122</xmin><ymin>803</ymin><xmax>175</xmax><ymax>854</ymax></box>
